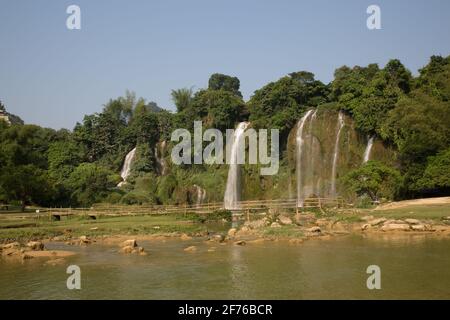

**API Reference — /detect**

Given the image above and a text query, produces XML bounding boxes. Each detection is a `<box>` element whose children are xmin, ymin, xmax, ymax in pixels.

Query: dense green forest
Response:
<box><xmin>1</xmin><ymin>56</ymin><xmax>449</xmax><ymax>210</ymax></box>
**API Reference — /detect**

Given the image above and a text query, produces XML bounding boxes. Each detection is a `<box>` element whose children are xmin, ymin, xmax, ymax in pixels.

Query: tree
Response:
<box><xmin>171</xmin><ymin>88</ymin><xmax>193</xmax><ymax>112</ymax></box>
<box><xmin>417</xmin><ymin>148</ymin><xmax>450</xmax><ymax>192</ymax></box>
<box><xmin>342</xmin><ymin>161</ymin><xmax>402</xmax><ymax>201</ymax></box>
<box><xmin>67</xmin><ymin>163</ymin><xmax>120</xmax><ymax>206</ymax></box>
<box><xmin>208</xmin><ymin>73</ymin><xmax>242</xmax><ymax>97</ymax></box>
<box><xmin>0</xmin><ymin>165</ymin><xmax>53</xmax><ymax>211</ymax></box>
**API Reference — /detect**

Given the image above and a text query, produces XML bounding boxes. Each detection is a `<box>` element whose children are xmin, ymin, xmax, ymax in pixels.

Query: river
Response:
<box><xmin>1</xmin><ymin>234</ymin><xmax>449</xmax><ymax>299</ymax></box>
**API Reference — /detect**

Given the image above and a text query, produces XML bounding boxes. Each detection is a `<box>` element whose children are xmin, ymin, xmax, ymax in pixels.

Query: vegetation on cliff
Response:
<box><xmin>1</xmin><ymin>56</ymin><xmax>449</xmax><ymax>209</ymax></box>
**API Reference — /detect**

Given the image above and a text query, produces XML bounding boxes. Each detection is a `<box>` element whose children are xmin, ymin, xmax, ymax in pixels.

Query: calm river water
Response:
<box><xmin>1</xmin><ymin>234</ymin><xmax>449</xmax><ymax>299</ymax></box>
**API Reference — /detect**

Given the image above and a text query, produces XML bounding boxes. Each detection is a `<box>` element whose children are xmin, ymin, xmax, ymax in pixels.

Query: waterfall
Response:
<box><xmin>363</xmin><ymin>136</ymin><xmax>375</xmax><ymax>164</ymax></box>
<box><xmin>308</xmin><ymin>110</ymin><xmax>318</xmax><ymax>196</ymax></box>
<box><xmin>155</xmin><ymin>141</ymin><xmax>168</xmax><ymax>175</ymax></box>
<box><xmin>117</xmin><ymin>147</ymin><xmax>137</xmax><ymax>187</ymax></box>
<box><xmin>330</xmin><ymin>112</ymin><xmax>345</xmax><ymax>197</ymax></box>
<box><xmin>296</xmin><ymin>110</ymin><xmax>314</xmax><ymax>207</ymax></box>
<box><xmin>224</xmin><ymin>122</ymin><xmax>249</xmax><ymax>210</ymax></box>
<box><xmin>194</xmin><ymin>184</ymin><xmax>207</xmax><ymax>207</ymax></box>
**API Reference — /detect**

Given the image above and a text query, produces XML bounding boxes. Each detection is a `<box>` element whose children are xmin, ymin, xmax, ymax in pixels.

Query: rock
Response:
<box><xmin>120</xmin><ymin>245</ymin><xmax>134</xmax><ymax>254</ymax></box>
<box><xmin>180</xmin><ymin>234</ymin><xmax>192</xmax><ymax>241</ymax></box>
<box><xmin>383</xmin><ymin>219</ymin><xmax>405</xmax><ymax>225</ymax></box>
<box><xmin>368</xmin><ymin>218</ymin><xmax>386</xmax><ymax>226</ymax></box>
<box><xmin>184</xmin><ymin>246</ymin><xmax>197</xmax><ymax>252</ymax></box>
<box><xmin>227</xmin><ymin>228</ymin><xmax>237</xmax><ymax>237</ymax></box>
<box><xmin>244</xmin><ymin>218</ymin><xmax>268</xmax><ymax>229</ymax></box>
<box><xmin>122</xmin><ymin>239</ymin><xmax>138</xmax><ymax>247</ymax></box>
<box><xmin>361</xmin><ymin>216</ymin><xmax>374</xmax><ymax>222</ymax></box>
<box><xmin>2</xmin><ymin>242</ymin><xmax>20</xmax><ymax>250</ymax></box>
<box><xmin>278</xmin><ymin>215</ymin><xmax>293</xmax><ymax>225</ymax></box>
<box><xmin>306</xmin><ymin>226</ymin><xmax>321</xmax><ymax>233</ymax></box>
<box><xmin>405</xmin><ymin>219</ymin><xmax>421</xmax><ymax>225</ymax></box>
<box><xmin>79</xmin><ymin>236</ymin><xmax>91</xmax><ymax>245</ymax></box>
<box><xmin>381</xmin><ymin>223</ymin><xmax>411</xmax><ymax>232</ymax></box>
<box><xmin>315</xmin><ymin>218</ymin><xmax>330</xmax><ymax>227</ymax></box>
<box><xmin>234</xmin><ymin>240</ymin><xmax>246</xmax><ymax>246</ymax></box>
<box><xmin>411</xmin><ymin>224</ymin><xmax>426</xmax><ymax>231</ymax></box>
<box><xmin>26</xmin><ymin>241</ymin><xmax>44</xmax><ymax>251</ymax></box>
<box><xmin>212</xmin><ymin>234</ymin><xmax>225</xmax><ymax>242</ymax></box>
<box><xmin>21</xmin><ymin>253</ymin><xmax>34</xmax><ymax>260</ymax></box>
<box><xmin>240</xmin><ymin>226</ymin><xmax>251</xmax><ymax>232</ymax></box>
<box><xmin>270</xmin><ymin>222</ymin><xmax>281</xmax><ymax>228</ymax></box>
<box><xmin>361</xmin><ymin>224</ymin><xmax>371</xmax><ymax>231</ymax></box>
<box><xmin>45</xmin><ymin>258</ymin><xmax>66</xmax><ymax>266</ymax></box>
<box><xmin>90</xmin><ymin>227</ymin><xmax>98</xmax><ymax>231</ymax></box>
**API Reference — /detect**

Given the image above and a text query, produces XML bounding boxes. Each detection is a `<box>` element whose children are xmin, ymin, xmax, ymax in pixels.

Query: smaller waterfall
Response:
<box><xmin>117</xmin><ymin>147</ymin><xmax>137</xmax><ymax>187</ymax></box>
<box><xmin>224</xmin><ymin>122</ymin><xmax>249</xmax><ymax>210</ymax></box>
<box><xmin>363</xmin><ymin>136</ymin><xmax>375</xmax><ymax>164</ymax></box>
<box><xmin>194</xmin><ymin>185</ymin><xmax>207</xmax><ymax>207</ymax></box>
<box><xmin>330</xmin><ymin>112</ymin><xmax>345</xmax><ymax>197</ymax></box>
<box><xmin>155</xmin><ymin>141</ymin><xmax>168</xmax><ymax>175</ymax></box>
<box><xmin>296</xmin><ymin>109</ymin><xmax>315</xmax><ymax>207</ymax></box>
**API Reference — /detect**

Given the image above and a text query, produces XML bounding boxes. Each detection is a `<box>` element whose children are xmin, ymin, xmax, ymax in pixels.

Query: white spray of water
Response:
<box><xmin>296</xmin><ymin>110</ymin><xmax>315</xmax><ymax>207</ymax></box>
<box><xmin>117</xmin><ymin>147</ymin><xmax>137</xmax><ymax>187</ymax></box>
<box><xmin>155</xmin><ymin>141</ymin><xmax>168</xmax><ymax>175</ymax></box>
<box><xmin>194</xmin><ymin>184</ymin><xmax>207</xmax><ymax>207</ymax></box>
<box><xmin>330</xmin><ymin>112</ymin><xmax>345</xmax><ymax>197</ymax></box>
<box><xmin>363</xmin><ymin>136</ymin><xmax>375</xmax><ymax>164</ymax></box>
<box><xmin>224</xmin><ymin>122</ymin><xmax>249</xmax><ymax>210</ymax></box>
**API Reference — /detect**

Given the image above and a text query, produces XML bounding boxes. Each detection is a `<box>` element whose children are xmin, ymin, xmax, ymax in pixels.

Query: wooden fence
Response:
<box><xmin>12</xmin><ymin>197</ymin><xmax>346</xmax><ymax>220</ymax></box>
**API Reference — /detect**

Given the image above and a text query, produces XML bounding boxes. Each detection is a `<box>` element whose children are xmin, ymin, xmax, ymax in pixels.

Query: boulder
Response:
<box><xmin>278</xmin><ymin>215</ymin><xmax>293</xmax><ymax>225</ymax></box>
<box><xmin>381</xmin><ymin>223</ymin><xmax>411</xmax><ymax>232</ymax></box>
<box><xmin>306</xmin><ymin>226</ymin><xmax>321</xmax><ymax>233</ymax></box>
<box><xmin>212</xmin><ymin>234</ymin><xmax>225</xmax><ymax>242</ymax></box>
<box><xmin>411</xmin><ymin>224</ymin><xmax>426</xmax><ymax>231</ymax></box>
<box><xmin>26</xmin><ymin>241</ymin><xmax>44</xmax><ymax>251</ymax></box>
<box><xmin>79</xmin><ymin>236</ymin><xmax>91</xmax><ymax>245</ymax></box>
<box><xmin>361</xmin><ymin>224</ymin><xmax>371</xmax><ymax>231</ymax></box>
<box><xmin>244</xmin><ymin>218</ymin><xmax>268</xmax><ymax>229</ymax></box>
<box><xmin>2</xmin><ymin>242</ymin><xmax>20</xmax><ymax>250</ymax></box>
<box><xmin>270</xmin><ymin>222</ymin><xmax>281</xmax><ymax>228</ymax></box>
<box><xmin>120</xmin><ymin>245</ymin><xmax>134</xmax><ymax>254</ymax></box>
<box><xmin>184</xmin><ymin>246</ymin><xmax>197</xmax><ymax>252</ymax></box>
<box><xmin>405</xmin><ymin>219</ymin><xmax>421</xmax><ymax>225</ymax></box>
<box><xmin>368</xmin><ymin>218</ymin><xmax>386</xmax><ymax>226</ymax></box>
<box><xmin>234</xmin><ymin>240</ymin><xmax>246</xmax><ymax>246</ymax></box>
<box><xmin>227</xmin><ymin>228</ymin><xmax>237</xmax><ymax>237</ymax></box>
<box><xmin>122</xmin><ymin>239</ymin><xmax>138</xmax><ymax>247</ymax></box>
<box><xmin>180</xmin><ymin>234</ymin><xmax>192</xmax><ymax>241</ymax></box>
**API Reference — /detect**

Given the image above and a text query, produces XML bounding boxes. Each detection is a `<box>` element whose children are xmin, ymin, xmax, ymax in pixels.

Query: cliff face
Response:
<box><xmin>241</xmin><ymin>107</ymin><xmax>397</xmax><ymax>202</ymax></box>
<box><xmin>137</xmin><ymin>107</ymin><xmax>397</xmax><ymax>205</ymax></box>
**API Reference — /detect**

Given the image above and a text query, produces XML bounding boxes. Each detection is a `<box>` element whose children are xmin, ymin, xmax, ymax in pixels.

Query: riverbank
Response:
<box><xmin>1</xmin><ymin>199</ymin><xmax>450</xmax><ymax>262</ymax></box>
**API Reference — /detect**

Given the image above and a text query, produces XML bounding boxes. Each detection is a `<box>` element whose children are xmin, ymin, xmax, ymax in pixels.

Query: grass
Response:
<box><xmin>0</xmin><ymin>214</ymin><xmax>208</xmax><ymax>243</ymax></box>
<box><xmin>260</xmin><ymin>225</ymin><xmax>304</xmax><ymax>238</ymax></box>
<box><xmin>368</xmin><ymin>204</ymin><xmax>450</xmax><ymax>221</ymax></box>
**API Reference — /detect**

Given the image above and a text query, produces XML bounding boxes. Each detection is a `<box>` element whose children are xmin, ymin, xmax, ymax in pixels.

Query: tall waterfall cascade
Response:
<box><xmin>194</xmin><ymin>184</ymin><xmax>207</xmax><ymax>207</ymax></box>
<box><xmin>224</xmin><ymin>122</ymin><xmax>249</xmax><ymax>210</ymax></box>
<box><xmin>117</xmin><ymin>147</ymin><xmax>137</xmax><ymax>187</ymax></box>
<box><xmin>296</xmin><ymin>110</ymin><xmax>315</xmax><ymax>207</ymax></box>
<box><xmin>330</xmin><ymin>112</ymin><xmax>345</xmax><ymax>196</ymax></box>
<box><xmin>155</xmin><ymin>141</ymin><xmax>168</xmax><ymax>175</ymax></box>
<box><xmin>363</xmin><ymin>136</ymin><xmax>375</xmax><ymax>164</ymax></box>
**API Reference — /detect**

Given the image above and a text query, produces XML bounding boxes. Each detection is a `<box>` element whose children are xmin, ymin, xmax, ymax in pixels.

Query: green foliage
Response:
<box><xmin>417</xmin><ymin>148</ymin><xmax>450</xmax><ymax>191</ymax></box>
<box><xmin>67</xmin><ymin>163</ymin><xmax>120</xmax><ymax>206</ymax></box>
<box><xmin>208</xmin><ymin>73</ymin><xmax>242</xmax><ymax>97</ymax></box>
<box><xmin>248</xmin><ymin>72</ymin><xmax>328</xmax><ymax>143</ymax></box>
<box><xmin>171</xmin><ymin>87</ymin><xmax>193</xmax><ymax>112</ymax></box>
<box><xmin>342</xmin><ymin>161</ymin><xmax>402</xmax><ymax>201</ymax></box>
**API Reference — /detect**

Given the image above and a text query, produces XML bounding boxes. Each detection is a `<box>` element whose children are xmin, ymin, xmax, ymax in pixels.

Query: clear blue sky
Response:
<box><xmin>1</xmin><ymin>0</ymin><xmax>449</xmax><ymax>129</ymax></box>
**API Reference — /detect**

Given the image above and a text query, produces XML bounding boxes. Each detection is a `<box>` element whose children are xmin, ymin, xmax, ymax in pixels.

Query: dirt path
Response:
<box><xmin>375</xmin><ymin>197</ymin><xmax>450</xmax><ymax>211</ymax></box>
